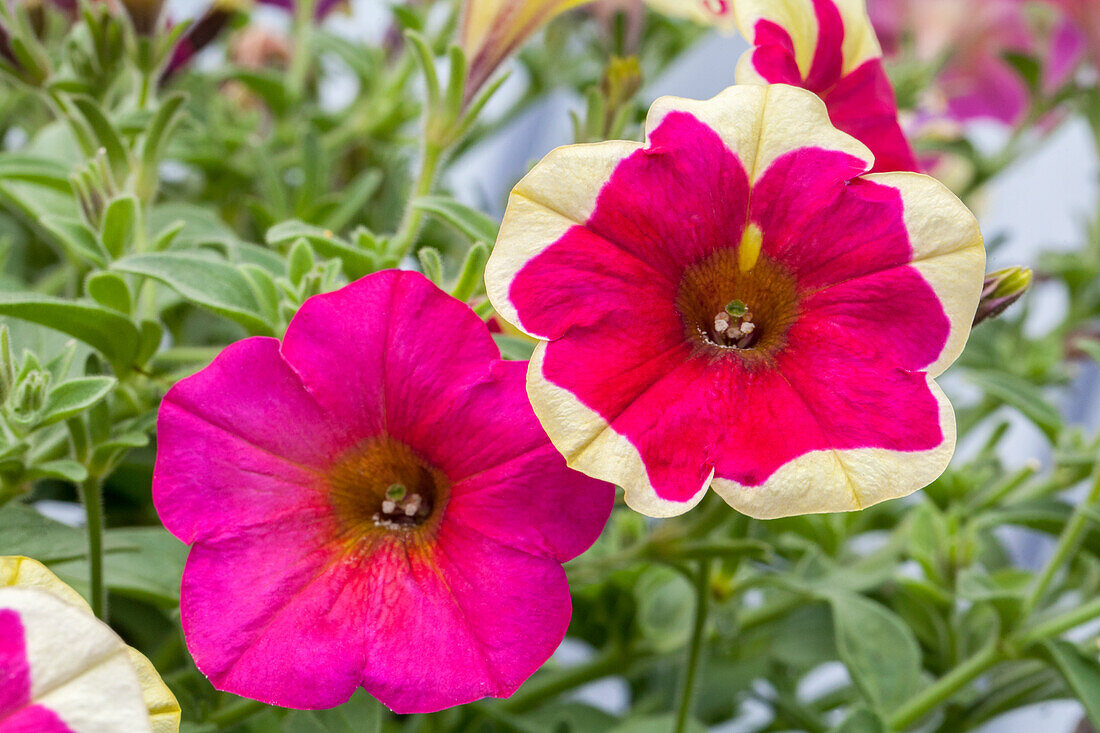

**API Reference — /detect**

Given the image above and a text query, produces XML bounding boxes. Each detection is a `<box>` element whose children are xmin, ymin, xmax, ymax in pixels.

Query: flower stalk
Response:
<box><xmin>674</xmin><ymin>560</ymin><xmax>712</xmax><ymax>733</ymax></box>
<box><xmin>78</xmin><ymin>473</ymin><xmax>107</xmax><ymax>620</ymax></box>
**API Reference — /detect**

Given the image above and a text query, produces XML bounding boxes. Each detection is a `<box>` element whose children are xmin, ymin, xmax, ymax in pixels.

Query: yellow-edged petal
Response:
<box><xmin>733</xmin><ymin>0</ymin><xmax>881</xmax><ymax>80</ymax></box>
<box><xmin>644</xmin><ymin>0</ymin><xmax>736</xmax><ymax>29</ymax></box>
<box><xmin>712</xmin><ymin>379</ymin><xmax>957</xmax><ymax>518</ymax></box>
<box><xmin>863</xmin><ymin>172</ymin><xmax>986</xmax><ymax>378</ymax></box>
<box><xmin>0</xmin><ymin>556</ymin><xmax>181</xmax><ymax>732</ymax></box>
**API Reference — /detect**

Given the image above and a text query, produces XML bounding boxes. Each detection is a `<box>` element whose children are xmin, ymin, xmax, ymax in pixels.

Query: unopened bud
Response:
<box><xmin>119</xmin><ymin>0</ymin><xmax>166</xmax><ymax>36</ymax></box>
<box><xmin>600</xmin><ymin>56</ymin><xmax>642</xmax><ymax>110</ymax></box>
<box><xmin>12</xmin><ymin>371</ymin><xmax>49</xmax><ymax>417</ymax></box>
<box><xmin>974</xmin><ymin>266</ymin><xmax>1033</xmax><ymax>325</ymax></box>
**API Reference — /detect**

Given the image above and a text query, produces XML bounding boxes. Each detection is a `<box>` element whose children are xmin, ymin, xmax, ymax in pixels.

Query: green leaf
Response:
<box><xmin>635</xmin><ymin>566</ymin><xmax>694</xmax><ymax>653</ymax></box>
<box><xmin>287</xmin><ymin>238</ymin><xmax>315</xmax><ymax>287</ymax></box>
<box><xmin>0</xmin><ymin>153</ymin><xmax>74</xmax><ymax>192</ymax></box>
<box><xmin>266</xmin><ymin>220</ymin><xmax>375</xmax><ymax>279</ymax></box>
<box><xmin>610</xmin><ymin>714</ymin><xmax>706</xmax><ymax>733</ymax></box>
<box><xmin>85</xmin><ymin>271</ymin><xmax>132</xmax><ymax>315</ymax></box>
<box><xmin>413</xmin><ymin>195</ymin><xmax>499</xmax><ymax>245</ymax></box>
<box><xmin>0</xmin><ymin>292</ymin><xmax>140</xmax><ymax>373</ymax></box>
<box><xmin>416</xmin><ymin>246</ymin><xmax>443</xmax><ymax>284</ymax></box>
<box><xmin>39</xmin><ymin>376</ymin><xmax>116</xmax><ymax>426</ymax></box>
<box><xmin>24</xmin><ymin>459</ymin><xmax>87</xmax><ymax>483</ymax></box>
<box><xmin>141</xmin><ymin>92</ymin><xmax>186</xmax><ymax>170</ymax></box>
<box><xmin>41</xmin><ymin>216</ymin><xmax>109</xmax><ymax>267</ymax></box>
<box><xmin>136</xmin><ymin>319</ymin><xmax>164</xmax><ymax>366</ymax></box>
<box><xmin>70</xmin><ymin>96</ymin><xmax>130</xmax><ymax>174</ymax></box>
<box><xmin>825</xmin><ymin>591</ymin><xmax>922</xmax><ymax>714</ymax></box>
<box><xmin>831</xmin><ymin>708</ymin><xmax>886</xmax><ymax>733</ymax></box>
<box><xmin>966</xmin><ymin>369</ymin><xmax>1063</xmax><ymax>440</ymax></box>
<box><xmin>494</xmin><ymin>334</ymin><xmax>535</xmax><ymax>361</ymax></box>
<box><xmin>0</xmin><ymin>502</ymin><xmax>127</xmax><ymax>563</ymax></box>
<box><xmin>52</xmin><ymin>527</ymin><xmax>187</xmax><ymax>606</ymax></box>
<box><xmin>1041</xmin><ymin>640</ymin><xmax>1100</xmax><ymax>727</ymax></box>
<box><xmin>282</xmin><ymin>690</ymin><xmax>383</xmax><ymax>733</ymax></box>
<box><xmin>100</xmin><ymin>194</ymin><xmax>138</xmax><ymax>259</ymax></box>
<box><xmin>112</xmin><ymin>252</ymin><xmax>274</xmax><ymax>336</ymax></box>
<box><xmin>451</xmin><ymin>242</ymin><xmax>489</xmax><ymax>302</ymax></box>
<box><xmin>221</xmin><ymin>68</ymin><xmax>290</xmax><ymax>115</ymax></box>
<box><xmin>320</xmin><ymin>169</ymin><xmax>382</xmax><ymax>233</ymax></box>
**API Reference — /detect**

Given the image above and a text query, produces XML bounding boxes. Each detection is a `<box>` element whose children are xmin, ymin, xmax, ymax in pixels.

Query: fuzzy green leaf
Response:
<box><xmin>112</xmin><ymin>252</ymin><xmax>274</xmax><ymax>336</ymax></box>
<box><xmin>0</xmin><ymin>292</ymin><xmax>139</xmax><ymax>373</ymax></box>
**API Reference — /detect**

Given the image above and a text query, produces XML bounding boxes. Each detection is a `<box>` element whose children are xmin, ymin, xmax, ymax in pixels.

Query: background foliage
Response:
<box><xmin>1</xmin><ymin>0</ymin><xmax>1100</xmax><ymax>731</ymax></box>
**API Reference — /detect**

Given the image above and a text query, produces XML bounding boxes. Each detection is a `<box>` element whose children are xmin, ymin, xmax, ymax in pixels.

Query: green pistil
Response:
<box><xmin>725</xmin><ymin>300</ymin><xmax>748</xmax><ymax>318</ymax></box>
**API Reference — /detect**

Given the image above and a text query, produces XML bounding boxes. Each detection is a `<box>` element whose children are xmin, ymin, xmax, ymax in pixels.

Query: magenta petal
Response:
<box><xmin>753</xmin><ymin>148</ymin><xmax>910</xmax><ymax>289</ymax></box>
<box><xmin>448</xmin><ymin>364</ymin><xmax>613</xmax><ymax>562</ymax></box>
<box><xmin>541</xmin><ymin>333</ymin><xmax>716</xmax><ymax>503</ymax></box>
<box><xmin>360</xmin><ymin>524</ymin><xmax>572</xmax><ymax>714</ymax></box>
<box><xmin>1046</xmin><ymin>18</ymin><xmax>1086</xmax><ymax>92</ymax></box>
<box><xmin>0</xmin><ymin>610</ymin><xmax>30</xmax><ymax>717</ymax></box>
<box><xmin>569</xmin><ymin>112</ymin><xmax>750</xmax><ymax>281</ymax></box>
<box><xmin>0</xmin><ymin>610</ymin><xmax>74</xmax><ymax>733</ymax></box>
<box><xmin>179</xmin><ymin>513</ymin><xmax>366</xmax><ymax>709</ymax></box>
<box><xmin>280</xmin><ymin>271</ymin><xmax>501</xmax><ymax>459</ymax></box>
<box><xmin>943</xmin><ymin>55</ymin><xmax>1029</xmax><ymax>125</ymax></box>
<box><xmin>824</xmin><ymin>60</ymin><xmax>922</xmax><ymax>173</ymax></box>
<box><xmin>154</xmin><ymin>337</ymin><xmax>348</xmax><ymax>544</ymax></box>
<box><xmin>801</xmin><ymin>267</ymin><xmax>950</xmax><ymax>373</ymax></box>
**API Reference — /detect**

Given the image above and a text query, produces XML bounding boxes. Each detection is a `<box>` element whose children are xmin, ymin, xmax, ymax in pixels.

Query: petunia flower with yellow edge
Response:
<box><xmin>0</xmin><ymin>556</ymin><xmax>180</xmax><ymax>733</ymax></box>
<box><xmin>732</xmin><ymin>0</ymin><xmax>920</xmax><ymax>173</ymax></box>
<box><xmin>486</xmin><ymin>84</ymin><xmax>985</xmax><ymax>519</ymax></box>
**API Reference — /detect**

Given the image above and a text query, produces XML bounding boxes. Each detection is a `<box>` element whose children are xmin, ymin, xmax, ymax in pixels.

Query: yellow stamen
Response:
<box><xmin>739</xmin><ymin>222</ymin><xmax>763</xmax><ymax>273</ymax></box>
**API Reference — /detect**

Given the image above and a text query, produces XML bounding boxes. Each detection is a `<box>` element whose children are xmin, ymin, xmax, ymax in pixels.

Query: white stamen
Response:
<box><xmin>714</xmin><ymin>314</ymin><xmax>731</xmax><ymax>333</ymax></box>
<box><xmin>740</xmin><ymin>322</ymin><xmax>755</xmax><ymax>335</ymax></box>
<box><xmin>382</xmin><ymin>500</ymin><xmax>396</xmax><ymax>514</ymax></box>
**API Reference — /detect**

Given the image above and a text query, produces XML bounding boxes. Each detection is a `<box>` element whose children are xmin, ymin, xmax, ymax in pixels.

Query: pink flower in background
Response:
<box><xmin>486</xmin><ymin>85</ymin><xmax>985</xmax><ymax>519</ymax></box>
<box><xmin>732</xmin><ymin>0</ymin><xmax>920</xmax><ymax>172</ymax></box>
<box><xmin>0</xmin><ymin>556</ymin><xmax>180</xmax><ymax>733</ymax></box>
<box><xmin>868</xmin><ymin>0</ymin><xmax>1090</xmax><ymax>125</ymax></box>
<box><xmin>1044</xmin><ymin>0</ymin><xmax>1100</xmax><ymax>75</ymax></box>
<box><xmin>153</xmin><ymin>271</ymin><xmax>612</xmax><ymax>713</ymax></box>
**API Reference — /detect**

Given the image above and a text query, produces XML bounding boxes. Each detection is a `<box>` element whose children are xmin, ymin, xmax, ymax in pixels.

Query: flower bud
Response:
<box><xmin>461</xmin><ymin>0</ymin><xmax>587</xmax><ymax>97</ymax></box>
<box><xmin>119</xmin><ymin>0</ymin><xmax>166</xmax><ymax>36</ymax></box>
<box><xmin>974</xmin><ymin>266</ymin><xmax>1033</xmax><ymax>325</ymax></box>
<box><xmin>12</xmin><ymin>371</ymin><xmax>49</xmax><ymax>418</ymax></box>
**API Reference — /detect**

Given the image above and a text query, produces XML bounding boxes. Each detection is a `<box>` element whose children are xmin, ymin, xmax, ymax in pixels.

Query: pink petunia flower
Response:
<box><xmin>0</xmin><ymin>556</ymin><xmax>180</xmax><ymax>733</ymax></box>
<box><xmin>732</xmin><ymin>0</ymin><xmax>921</xmax><ymax>172</ymax></box>
<box><xmin>486</xmin><ymin>84</ymin><xmax>985</xmax><ymax>519</ymax></box>
<box><xmin>152</xmin><ymin>271</ymin><xmax>613</xmax><ymax>713</ymax></box>
<box><xmin>869</xmin><ymin>0</ymin><xmax>1035</xmax><ymax>125</ymax></box>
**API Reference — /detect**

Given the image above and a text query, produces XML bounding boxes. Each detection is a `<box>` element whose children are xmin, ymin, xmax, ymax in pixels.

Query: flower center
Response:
<box><xmin>676</xmin><ymin>247</ymin><xmax>800</xmax><ymax>358</ymax></box>
<box><xmin>327</xmin><ymin>437</ymin><xmax>449</xmax><ymax>538</ymax></box>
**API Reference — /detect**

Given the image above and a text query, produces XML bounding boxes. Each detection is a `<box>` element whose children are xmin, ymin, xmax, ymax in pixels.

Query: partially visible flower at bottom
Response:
<box><xmin>486</xmin><ymin>84</ymin><xmax>986</xmax><ymax>519</ymax></box>
<box><xmin>0</xmin><ymin>556</ymin><xmax>180</xmax><ymax>733</ymax></box>
<box><xmin>153</xmin><ymin>270</ymin><xmax>613</xmax><ymax>713</ymax></box>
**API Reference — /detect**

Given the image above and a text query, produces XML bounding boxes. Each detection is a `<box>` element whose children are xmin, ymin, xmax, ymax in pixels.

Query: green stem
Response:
<box><xmin>1022</xmin><ymin>456</ymin><xmax>1100</xmax><ymax>616</ymax></box>
<box><xmin>887</xmin><ymin>639</ymin><xmax>1002</xmax><ymax>731</ymax></box>
<box><xmin>501</xmin><ymin>647</ymin><xmax>627</xmax><ymax>713</ymax></box>
<box><xmin>78</xmin><ymin>474</ymin><xmax>107</xmax><ymax>620</ymax></box>
<box><xmin>287</xmin><ymin>0</ymin><xmax>316</xmax><ymax>100</ymax></box>
<box><xmin>0</xmin><ymin>483</ymin><xmax>19</xmax><ymax>508</ymax></box>
<box><xmin>208</xmin><ymin>698</ymin><xmax>267</xmax><ymax>726</ymax></box>
<box><xmin>674</xmin><ymin>560</ymin><xmax>712</xmax><ymax>733</ymax></box>
<box><xmin>389</xmin><ymin>142</ymin><xmax>444</xmax><ymax>259</ymax></box>
<box><xmin>1013</xmin><ymin>596</ymin><xmax>1100</xmax><ymax>647</ymax></box>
